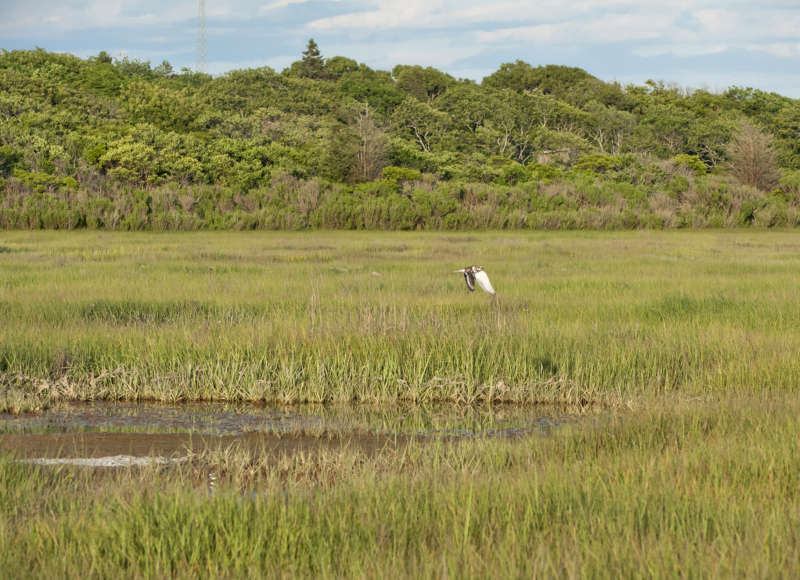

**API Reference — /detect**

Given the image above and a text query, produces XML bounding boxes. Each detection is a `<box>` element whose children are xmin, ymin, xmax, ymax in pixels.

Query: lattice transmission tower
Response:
<box><xmin>196</xmin><ymin>0</ymin><xmax>208</xmax><ymax>74</ymax></box>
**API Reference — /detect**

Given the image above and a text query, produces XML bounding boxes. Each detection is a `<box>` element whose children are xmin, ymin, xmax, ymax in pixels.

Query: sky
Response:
<box><xmin>1</xmin><ymin>0</ymin><xmax>799</xmax><ymax>97</ymax></box>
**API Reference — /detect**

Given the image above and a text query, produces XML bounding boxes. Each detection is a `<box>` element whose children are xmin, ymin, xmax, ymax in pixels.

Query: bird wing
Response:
<box><xmin>474</xmin><ymin>270</ymin><xmax>495</xmax><ymax>295</ymax></box>
<box><xmin>464</xmin><ymin>270</ymin><xmax>476</xmax><ymax>291</ymax></box>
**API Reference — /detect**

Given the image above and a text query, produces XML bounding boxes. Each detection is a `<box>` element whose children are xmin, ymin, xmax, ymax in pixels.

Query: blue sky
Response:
<box><xmin>2</xmin><ymin>0</ymin><xmax>799</xmax><ymax>97</ymax></box>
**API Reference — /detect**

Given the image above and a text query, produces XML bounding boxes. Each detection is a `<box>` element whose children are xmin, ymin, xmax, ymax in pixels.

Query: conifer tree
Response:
<box><xmin>300</xmin><ymin>38</ymin><xmax>325</xmax><ymax>79</ymax></box>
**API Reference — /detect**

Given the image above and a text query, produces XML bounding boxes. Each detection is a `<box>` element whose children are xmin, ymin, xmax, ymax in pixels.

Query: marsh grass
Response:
<box><xmin>1</xmin><ymin>398</ymin><xmax>798</xmax><ymax>577</ymax></box>
<box><xmin>3</xmin><ymin>231</ymin><xmax>800</xmax><ymax>576</ymax></box>
<box><xmin>2</xmin><ymin>230</ymin><xmax>800</xmax><ymax>411</ymax></box>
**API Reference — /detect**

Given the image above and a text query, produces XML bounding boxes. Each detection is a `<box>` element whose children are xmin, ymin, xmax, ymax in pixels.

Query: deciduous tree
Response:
<box><xmin>728</xmin><ymin>121</ymin><xmax>780</xmax><ymax>190</ymax></box>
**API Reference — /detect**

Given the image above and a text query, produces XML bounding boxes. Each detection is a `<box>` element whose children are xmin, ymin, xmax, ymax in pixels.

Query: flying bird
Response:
<box><xmin>455</xmin><ymin>265</ymin><xmax>496</xmax><ymax>296</ymax></box>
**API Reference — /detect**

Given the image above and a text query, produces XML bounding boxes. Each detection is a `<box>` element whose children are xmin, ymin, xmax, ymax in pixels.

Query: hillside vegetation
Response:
<box><xmin>2</xmin><ymin>44</ymin><xmax>800</xmax><ymax>230</ymax></box>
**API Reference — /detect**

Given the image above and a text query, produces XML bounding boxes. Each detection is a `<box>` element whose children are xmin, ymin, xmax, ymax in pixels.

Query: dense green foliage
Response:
<box><xmin>2</xmin><ymin>47</ymin><xmax>800</xmax><ymax>229</ymax></box>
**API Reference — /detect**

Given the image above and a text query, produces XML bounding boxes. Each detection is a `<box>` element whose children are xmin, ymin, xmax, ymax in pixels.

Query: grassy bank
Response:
<box><xmin>2</xmin><ymin>230</ymin><xmax>800</xmax><ymax>409</ymax></box>
<box><xmin>1</xmin><ymin>398</ymin><xmax>798</xmax><ymax>577</ymax></box>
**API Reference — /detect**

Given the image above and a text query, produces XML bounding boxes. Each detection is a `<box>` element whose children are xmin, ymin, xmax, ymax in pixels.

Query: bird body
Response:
<box><xmin>455</xmin><ymin>265</ymin><xmax>496</xmax><ymax>295</ymax></box>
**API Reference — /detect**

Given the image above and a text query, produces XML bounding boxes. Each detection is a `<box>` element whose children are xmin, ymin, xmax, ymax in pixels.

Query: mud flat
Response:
<box><xmin>0</xmin><ymin>400</ymin><xmax>581</xmax><ymax>463</ymax></box>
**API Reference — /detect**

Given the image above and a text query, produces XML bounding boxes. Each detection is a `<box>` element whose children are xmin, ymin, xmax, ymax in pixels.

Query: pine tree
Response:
<box><xmin>300</xmin><ymin>38</ymin><xmax>325</xmax><ymax>79</ymax></box>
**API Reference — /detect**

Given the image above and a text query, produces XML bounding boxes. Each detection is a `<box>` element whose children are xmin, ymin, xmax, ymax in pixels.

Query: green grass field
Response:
<box><xmin>2</xmin><ymin>230</ymin><xmax>800</xmax><ymax>409</ymax></box>
<box><xmin>2</xmin><ymin>230</ymin><xmax>800</xmax><ymax>577</ymax></box>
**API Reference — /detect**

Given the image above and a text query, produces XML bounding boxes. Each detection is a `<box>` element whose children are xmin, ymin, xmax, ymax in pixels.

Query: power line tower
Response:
<box><xmin>196</xmin><ymin>0</ymin><xmax>208</xmax><ymax>74</ymax></box>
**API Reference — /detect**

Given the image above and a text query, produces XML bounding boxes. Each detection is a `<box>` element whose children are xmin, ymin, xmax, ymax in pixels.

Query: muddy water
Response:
<box><xmin>0</xmin><ymin>401</ymin><xmax>584</xmax><ymax>465</ymax></box>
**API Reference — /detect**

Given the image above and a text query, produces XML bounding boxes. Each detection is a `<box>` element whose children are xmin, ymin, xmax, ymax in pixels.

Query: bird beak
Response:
<box><xmin>454</xmin><ymin>269</ymin><xmax>466</xmax><ymax>273</ymax></box>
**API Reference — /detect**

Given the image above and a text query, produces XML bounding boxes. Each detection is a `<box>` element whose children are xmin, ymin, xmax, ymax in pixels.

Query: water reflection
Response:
<box><xmin>0</xmin><ymin>400</ymin><xmax>583</xmax><ymax>438</ymax></box>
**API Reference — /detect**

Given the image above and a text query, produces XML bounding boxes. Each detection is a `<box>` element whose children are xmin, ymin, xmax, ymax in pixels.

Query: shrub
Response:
<box><xmin>0</xmin><ymin>145</ymin><xmax>22</xmax><ymax>176</ymax></box>
<box><xmin>778</xmin><ymin>170</ymin><xmax>800</xmax><ymax>199</ymax></box>
<box><xmin>672</xmin><ymin>154</ymin><xmax>707</xmax><ymax>176</ymax></box>
<box><xmin>12</xmin><ymin>169</ymin><xmax>78</xmax><ymax>193</ymax></box>
<box><xmin>382</xmin><ymin>166</ymin><xmax>422</xmax><ymax>185</ymax></box>
<box><xmin>573</xmin><ymin>153</ymin><xmax>622</xmax><ymax>174</ymax></box>
<box><xmin>739</xmin><ymin>201</ymin><xmax>756</xmax><ymax>225</ymax></box>
<box><xmin>84</xmin><ymin>143</ymin><xmax>108</xmax><ymax>167</ymax></box>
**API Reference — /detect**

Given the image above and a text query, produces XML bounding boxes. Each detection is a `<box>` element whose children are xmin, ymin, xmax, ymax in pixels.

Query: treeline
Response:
<box><xmin>1</xmin><ymin>43</ymin><xmax>800</xmax><ymax>230</ymax></box>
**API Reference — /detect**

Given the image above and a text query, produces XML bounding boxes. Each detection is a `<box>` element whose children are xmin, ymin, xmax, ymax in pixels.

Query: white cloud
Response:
<box><xmin>0</xmin><ymin>0</ymin><xmax>197</xmax><ymax>33</ymax></box>
<box><xmin>466</xmin><ymin>2</ymin><xmax>800</xmax><ymax>66</ymax></box>
<box><xmin>475</xmin><ymin>12</ymin><xmax>674</xmax><ymax>45</ymax></box>
<box><xmin>0</xmin><ymin>0</ymin><xmax>293</xmax><ymax>33</ymax></box>
<box><xmin>309</xmin><ymin>0</ymin><xmax>441</xmax><ymax>31</ymax></box>
<box><xmin>308</xmin><ymin>0</ymin><xmax>691</xmax><ymax>31</ymax></box>
<box><xmin>633</xmin><ymin>44</ymin><xmax>730</xmax><ymax>58</ymax></box>
<box><xmin>692</xmin><ymin>8</ymin><xmax>800</xmax><ymax>40</ymax></box>
<box><xmin>744</xmin><ymin>42</ymin><xmax>800</xmax><ymax>58</ymax></box>
<box><xmin>259</xmin><ymin>0</ymin><xmax>311</xmax><ymax>13</ymax></box>
<box><xmin>305</xmin><ymin>0</ymin><xmax>800</xmax><ymax>73</ymax></box>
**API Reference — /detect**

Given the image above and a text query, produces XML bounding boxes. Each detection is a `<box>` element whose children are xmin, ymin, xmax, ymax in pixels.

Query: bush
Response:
<box><xmin>84</xmin><ymin>143</ymin><xmax>108</xmax><ymax>167</ymax></box>
<box><xmin>12</xmin><ymin>169</ymin><xmax>78</xmax><ymax>193</ymax></box>
<box><xmin>0</xmin><ymin>146</ymin><xmax>22</xmax><ymax>176</ymax></box>
<box><xmin>382</xmin><ymin>166</ymin><xmax>422</xmax><ymax>185</ymax></box>
<box><xmin>672</xmin><ymin>154</ymin><xmax>707</xmax><ymax>176</ymax></box>
<box><xmin>573</xmin><ymin>153</ymin><xmax>622</xmax><ymax>174</ymax></box>
<box><xmin>739</xmin><ymin>201</ymin><xmax>756</xmax><ymax>225</ymax></box>
<box><xmin>778</xmin><ymin>170</ymin><xmax>800</xmax><ymax>199</ymax></box>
